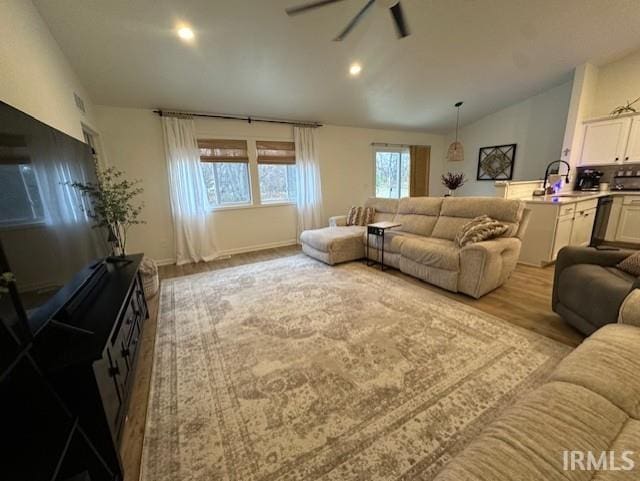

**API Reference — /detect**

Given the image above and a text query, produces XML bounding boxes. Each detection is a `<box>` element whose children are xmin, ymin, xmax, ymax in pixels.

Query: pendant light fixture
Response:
<box><xmin>447</xmin><ymin>101</ymin><xmax>465</xmax><ymax>162</ymax></box>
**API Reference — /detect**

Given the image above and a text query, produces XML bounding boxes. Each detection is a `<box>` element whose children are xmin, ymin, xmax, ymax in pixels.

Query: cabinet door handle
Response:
<box><xmin>625</xmin><ymin>157</ymin><xmax>629</xmax><ymax>161</ymax></box>
<box><xmin>615</xmin><ymin>157</ymin><xmax>619</xmax><ymax>161</ymax></box>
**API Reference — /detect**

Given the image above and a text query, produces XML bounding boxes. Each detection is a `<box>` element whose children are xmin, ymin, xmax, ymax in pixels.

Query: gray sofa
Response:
<box><xmin>300</xmin><ymin>196</ymin><xmax>531</xmax><ymax>299</ymax></box>
<box><xmin>553</xmin><ymin>246</ymin><xmax>640</xmax><ymax>335</ymax></box>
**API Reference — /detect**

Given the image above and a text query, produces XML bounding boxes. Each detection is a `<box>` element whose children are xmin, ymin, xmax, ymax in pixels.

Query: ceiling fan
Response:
<box><xmin>285</xmin><ymin>0</ymin><xmax>410</xmax><ymax>42</ymax></box>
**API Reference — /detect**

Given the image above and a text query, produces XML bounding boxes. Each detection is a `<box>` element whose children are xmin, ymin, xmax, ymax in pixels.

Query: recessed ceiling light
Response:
<box><xmin>177</xmin><ymin>26</ymin><xmax>195</xmax><ymax>42</ymax></box>
<box><xmin>349</xmin><ymin>63</ymin><xmax>362</xmax><ymax>76</ymax></box>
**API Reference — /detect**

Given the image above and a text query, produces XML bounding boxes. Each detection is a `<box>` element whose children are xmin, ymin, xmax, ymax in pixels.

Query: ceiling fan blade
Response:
<box><xmin>333</xmin><ymin>0</ymin><xmax>376</xmax><ymax>41</ymax></box>
<box><xmin>286</xmin><ymin>0</ymin><xmax>347</xmax><ymax>16</ymax></box>
<box><xmin>390</xmin><ymin>2</ymin><xmax>410</xmax><ymax>38</ymax></box>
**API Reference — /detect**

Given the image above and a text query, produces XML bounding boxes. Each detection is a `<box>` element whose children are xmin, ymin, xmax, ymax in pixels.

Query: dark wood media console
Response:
<box><xmin>22</xmin><ymin>254</ymin><xmax>148</xmax><ymax>481</ymax></box>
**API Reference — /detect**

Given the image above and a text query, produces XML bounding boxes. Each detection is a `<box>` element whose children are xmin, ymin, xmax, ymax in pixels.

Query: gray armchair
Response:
<box><xmin>553</xmin><ymin>246</ymin><xmax>640</xmax><ymax>335</ymax></box>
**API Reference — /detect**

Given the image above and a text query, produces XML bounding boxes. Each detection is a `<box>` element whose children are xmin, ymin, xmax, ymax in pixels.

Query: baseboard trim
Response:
<box><xmin>152</xmin><ymin>240</ymin><xmax>299</xmax><ymax>266</ymax></box>
<box><xmin>217</xmin><ymin>239</ymin><xmax>299</xmax><ymax>257</ymax></box>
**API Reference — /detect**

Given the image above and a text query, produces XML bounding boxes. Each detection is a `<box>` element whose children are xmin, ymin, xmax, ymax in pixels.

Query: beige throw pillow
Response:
<box><xmin>346</xmin><ymin>206</ymin><xmax>375</xmax><ymax>226</ymax></box>
<box><xmin>455</xmin><ymin>215</ymin><xmax>509</xmax><ymax>248</ymax></box>
<box><xmin>617</xmin><ymin>251</ymin><xmax>640</xmax><ymax>277</ymax></box>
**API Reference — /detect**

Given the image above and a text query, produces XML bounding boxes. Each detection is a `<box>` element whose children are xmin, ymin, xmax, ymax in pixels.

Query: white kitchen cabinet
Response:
<box><xmin>614</xmin><ymin>197</ymin><xmax>640</xmax><ymax>244</ymax></box>
<box><xmin>624</xmin><ymin>117</ymin><xmax>640</xmax><ymax>163</ymax></box>
<box><xmin>552</xmin><ymin>214</ymin><xmax>575</xmax><ymax>260</ymax></box>
<box><xmin>579</xmin><ymin>117</ymin><xmax>631</xmax><ymax>166</ymax></box>
<box><xmin>519</xmin><ymin>198</ymin><xmax>599</xmax><ymax>266</ymax></box>
<box><xmin>570</xmin><ymin>207</ymin><xmax>597</xmax><ymax>247</ymax></box>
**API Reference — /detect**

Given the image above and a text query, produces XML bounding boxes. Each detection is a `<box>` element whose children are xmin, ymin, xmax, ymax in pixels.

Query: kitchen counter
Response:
<box><xmin>522</xmin><ymin>191</ymin><xmax>640</xmax><ymax>204</ymax></box>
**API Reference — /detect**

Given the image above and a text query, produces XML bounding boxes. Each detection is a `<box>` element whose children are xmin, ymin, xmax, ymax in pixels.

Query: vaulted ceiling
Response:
<box><xmin>34</xmin><ymin>0</ymin><xmax>640</xmax><ymax>131</ymax></box>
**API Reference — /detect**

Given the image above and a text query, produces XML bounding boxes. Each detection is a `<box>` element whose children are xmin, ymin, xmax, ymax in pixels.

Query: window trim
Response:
<box><xmin>372</xmin><ymin>146</ymin><xmax>411</xmax><ymax>199</ymax></box>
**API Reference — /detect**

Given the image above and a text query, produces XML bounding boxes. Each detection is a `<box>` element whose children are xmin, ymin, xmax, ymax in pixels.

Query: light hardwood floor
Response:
<box><xmin>119</xmin><ymin>245</ymin><xmax>583</xmax><ymax>481</ymax></box>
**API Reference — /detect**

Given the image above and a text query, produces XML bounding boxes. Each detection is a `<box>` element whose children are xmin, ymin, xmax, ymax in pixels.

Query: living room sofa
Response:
<box><xmin>553</xmin><ymin>246</ymin><xmax>640</xmax><ymax>335</ymax></box>
<box><xmin>433</xmin><ymin>308</ymin><xmax>640</xmax><ymax>481</ymax></box>
<box><xmin>300</xmin><ymin>196</ymin><xmax>530</xmax><ymax>298</ymax></box>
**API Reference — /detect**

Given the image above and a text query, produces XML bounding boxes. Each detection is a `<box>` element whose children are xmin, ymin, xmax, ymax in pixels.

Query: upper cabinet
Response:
<box><xmin>579</xmin><ymin>117</ymin><xmax>631</xmax><ymax>166</ymax></box>
<box><xmin>624</xmin><ymin>117</ymin><xmax>640</xmax><ymax>163</ymax></box>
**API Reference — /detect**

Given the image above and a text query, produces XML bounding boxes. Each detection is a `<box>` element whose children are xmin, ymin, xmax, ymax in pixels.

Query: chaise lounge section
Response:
<box><xmin>300</xmin><ymin>196</ymin><xmax>530</xmax><ymax>298</ymax></box>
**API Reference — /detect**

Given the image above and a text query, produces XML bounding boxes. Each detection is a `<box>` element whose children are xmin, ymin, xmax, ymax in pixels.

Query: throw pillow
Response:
<box><xmin>455</xmin><ymin>215</ymin><xmax>509</xmax><ymax>248</ymax></box>
<box><xmin>346</xmin><ymin>206</ymin><xmax>375</xmax><ymax>226</ymax></box>
<box><xmin>617</xmin><ymin>251</ymin><xmax>640</xmax><ymax>277</ymax></box>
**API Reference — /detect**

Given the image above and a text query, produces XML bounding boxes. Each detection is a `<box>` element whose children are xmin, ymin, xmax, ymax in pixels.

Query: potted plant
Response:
<box><xmin>441</xmin><ymin>171</ymin><xmax>466</xmax><ymax>196</ymax></box>
<box><xmin>70</xmin><ymin>166</ymin><xmax>145</xmax><ymax>257</ymax></box>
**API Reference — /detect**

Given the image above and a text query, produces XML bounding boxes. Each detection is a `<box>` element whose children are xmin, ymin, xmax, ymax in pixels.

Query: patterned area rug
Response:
<box><xmin>140</xmin><ymin>255</ymin><xmax>570</xmax><ymax>481</ymax></box>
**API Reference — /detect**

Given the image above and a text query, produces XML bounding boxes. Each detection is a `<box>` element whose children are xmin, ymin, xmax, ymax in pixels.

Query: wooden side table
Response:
<box><xmin>366</xmin><ymin>221</ymin><xmax>402</xmax><ymax>270</ymax></box>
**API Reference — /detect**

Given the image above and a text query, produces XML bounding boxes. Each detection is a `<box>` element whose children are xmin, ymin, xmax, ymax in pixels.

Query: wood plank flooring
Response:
<box><xmin>119</xmin><ymin>245</ymin><xmax>583</xmax><ymax>481</ymax></box>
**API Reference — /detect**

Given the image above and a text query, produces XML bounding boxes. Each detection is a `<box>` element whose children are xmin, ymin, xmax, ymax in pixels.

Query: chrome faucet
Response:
<box><xmin>542</xmin><ymin>160</ymin><xmax>571</xmax><ymax>194</ymax></box>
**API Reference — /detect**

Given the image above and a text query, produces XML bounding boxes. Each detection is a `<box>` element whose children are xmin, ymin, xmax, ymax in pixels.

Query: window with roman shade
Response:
<box><xmin>256</xmin><ymin>141</ymin><xmax>297</xmax><ymax>203</ymax></box>
<box><xmin>197</xmin><ymin>139</ymin><xmax>251</xmax><ymax>206</ymax></box>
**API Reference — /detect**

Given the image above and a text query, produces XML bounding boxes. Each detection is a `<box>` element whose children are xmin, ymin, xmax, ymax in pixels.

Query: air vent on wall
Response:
<box><xmin>73</xmin><ymin>92</ymin><xmax>86</xmax><ymax>113</ymax></box>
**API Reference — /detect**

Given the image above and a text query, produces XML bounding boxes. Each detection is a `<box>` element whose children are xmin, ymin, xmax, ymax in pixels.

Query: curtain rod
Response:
<box><xmin>371</xmin><ymin>142</ymin><xmax>429</xmax><ymax>148</ymax></box>
<box><xmin>153</xmin><ymin>109</ymin><xmax>322</xmax><ymax>128</ymax></box>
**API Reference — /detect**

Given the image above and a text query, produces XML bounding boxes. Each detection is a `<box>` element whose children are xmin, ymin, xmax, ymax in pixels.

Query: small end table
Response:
<box><xmin>366</xmin><ymin>221</ymin><xmax>402</xmax><ymax>270</ymax></box>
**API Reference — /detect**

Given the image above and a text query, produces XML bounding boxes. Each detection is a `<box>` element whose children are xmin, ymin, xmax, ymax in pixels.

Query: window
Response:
<box><xmin>198</xmin><ymin>139</ymin><xmax>251</xmax><ymax>207</ymax></box>
<box><xmin>256</xmin><ymin>141</ymin><xmax>297</xmax><ymax>203</ymax></box>
<box><xmin>375</xmin><ymin>148</ymin><xmax>410</xmax><ymax>199</ymax></box>
<box><xmin>0</xmin><ymin>134</ymin><xmax>45</xmax><ymax>226</ymax></box>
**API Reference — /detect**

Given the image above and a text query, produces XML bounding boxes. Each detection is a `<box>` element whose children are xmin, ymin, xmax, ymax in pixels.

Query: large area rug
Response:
<box><xmin>140</xmin><ymin>255</ymin><xmax>570</xmax><ymax>481</ymax></box>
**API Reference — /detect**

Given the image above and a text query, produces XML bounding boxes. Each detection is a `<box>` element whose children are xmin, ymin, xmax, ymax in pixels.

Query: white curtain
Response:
<box><xmin>161</xmin><ymin>116</ymin><xmax>218</xmax><ymax>265</ymax></box>
<box><xmin>294</xmin><ymin>126</ymin><xmax>324</xmax><ymax>239</ymax></box>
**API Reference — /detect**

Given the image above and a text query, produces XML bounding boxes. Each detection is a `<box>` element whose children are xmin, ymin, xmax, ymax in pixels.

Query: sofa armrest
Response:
<box><xmin>553</xmin><ymin>246</ymin><xmax>636</xmax><ymax>310</ymax></box>
<box><xmin>619</xmin><ymin>288</ymin><xmax>640</xmax><ymax>327</ymax></box>
<box><xmin>329</xmin><ymin>215</ymin><xmax>347</xmax><ymax>227</ymax></box>
<box><xmin>459</xmin><ymin>237</ymin><xmax>522</xmax><ymax>298</ymax></box>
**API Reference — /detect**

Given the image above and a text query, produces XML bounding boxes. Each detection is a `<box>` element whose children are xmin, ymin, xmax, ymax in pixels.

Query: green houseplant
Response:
<box><xmin>70</xmin><ymin>166</ymin><xmax>145</xmax><ymax>257</ymax></box>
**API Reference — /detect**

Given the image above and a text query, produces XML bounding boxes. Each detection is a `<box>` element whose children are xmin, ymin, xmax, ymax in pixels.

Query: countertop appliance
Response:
<box><xmin>613</xmin><ymin>175</ymin><xmax>640</xmax><ymax>191</ymax></box>
<box><xmin>576</xmin><ymin>169</ymin><xmax>603</xmax><ymax>191</ymax></box>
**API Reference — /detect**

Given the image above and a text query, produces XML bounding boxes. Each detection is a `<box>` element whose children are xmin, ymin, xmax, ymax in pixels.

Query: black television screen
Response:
<box><xmin>0</xmin><ymin>101</ymin><xmax>110</xmax><ymax>335</ymax></box>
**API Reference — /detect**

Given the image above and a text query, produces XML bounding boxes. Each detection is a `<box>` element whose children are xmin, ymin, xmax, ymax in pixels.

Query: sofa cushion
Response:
<box><xmin>440</xmin><ymin>197</ymin><xmax>525</xmax><ymax>224</ymax></box>
<box><xmin>400</xmin><ymin>237</ymin><xmax>460</xmax><ymax>271</ymax></box>
<box><xmin>299</xmin><ymin>226</ymin><xmax>365</xmax><ymax>253</ymax></box>
<box><xmin>433</xmin><ymin>381</ymin><xmax>630</xmax><ymax>481</ymax></box>
<box><xmin>617</xmin><ymin>250</ymin><xmax>640</xmax><ymax>277</ymax></box>
<box><xmin>432</xmin><ymin>198</ymin><xmax>523</xmax><ymax>240</ymax></box>
<box><xmin>549</xmin><ymin>324</ymin><xmax>640</xmax><ymax>419</ymax></box>
<box><xmin>346</xmin><ymin>206</ymin><xmax>375</xmax><ymax>226</ymax></box>
<box><xmin>557</xmin><ymin>264</ymin><xmax>634</xmax><ymax>327</ymax></box>
<box><xmin>365</xmin><ymin>197</ymin><xmax>398</xmax><ymax>223</ymax></box>
<box><xmin>365</xmin><ymin>230</ymin><xmax>422</xmax><ymax>254</ymax></box>
<box><xmin>454</xmin><ymin>215</ymin><xmax>509</xmax><ymax>247</ymax></box>
<box><xmin>393</xmin><ymin>197</ymin><xmax>443</xmax><ymax>236</ymax></box>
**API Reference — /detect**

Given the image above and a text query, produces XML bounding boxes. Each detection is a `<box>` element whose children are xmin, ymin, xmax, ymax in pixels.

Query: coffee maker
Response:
<box><xmin>576</xmin><ymin>169</ymin><xmax>603</xmax><ymax>191</ymax></box>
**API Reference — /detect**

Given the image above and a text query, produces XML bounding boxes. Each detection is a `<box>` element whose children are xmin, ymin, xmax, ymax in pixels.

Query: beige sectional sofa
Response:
<box><xmin>434</xmin><ymin>320</ymin><xmax>640</xmax><ymax>481</ymax></box>
<box><xmin>300</xmin><ymin>196</ymin><xmax>530</xmax><ymax>298</ymax></box>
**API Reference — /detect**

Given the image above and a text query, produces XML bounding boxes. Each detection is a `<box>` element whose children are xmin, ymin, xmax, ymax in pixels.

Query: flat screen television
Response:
<box><xmin>0</xmin><ymin>101</ymin><xmax>110</xmax><ymax>338</ymax></box>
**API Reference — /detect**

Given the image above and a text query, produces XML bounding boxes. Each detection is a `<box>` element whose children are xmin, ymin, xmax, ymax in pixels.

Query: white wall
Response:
<box><xmin>0</xmin><ymin>0</ymin><xmax>96</xmax><ymax>140</ymax></box>
<box><xmin>592</xmin><ymin>49</ymin><xmax>640</xmax><ymax>118</ymax></box>
<box><xmin>95</xmin><ymin>106</ymin><xmax>445</xmax><ymax>264</ymax></box>
<box><xmin>437</xmin><ymin>81</ymin><xmax>572</xmax><ymax>196</ymax></box>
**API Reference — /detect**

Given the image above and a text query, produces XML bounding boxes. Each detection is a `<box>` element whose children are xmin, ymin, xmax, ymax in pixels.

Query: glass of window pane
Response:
<box><xmin>376</xmin><ymin>151</ymin><xmax>401</xmax><ymax>199</ymax></box>
<box><xmin>258</xmin><ymin>164</ymin><xmax>297</xmax><ymax>202</ymax></box>
<box><xmin>400</xmin><ymin>151</ymin><xmax>410</xmax><ymax>198</ymax></box>
<box><xmin>200</xmin><ymin>162</ymin><xmax>251</xmax><ymax>206</ymax></box>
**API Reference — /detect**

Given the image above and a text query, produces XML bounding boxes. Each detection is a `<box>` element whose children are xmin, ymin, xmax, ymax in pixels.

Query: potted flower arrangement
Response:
<box><xmin>441</xmin><ymin>171</ymin><xmax>466</xmax><ymax>196</ymax></box>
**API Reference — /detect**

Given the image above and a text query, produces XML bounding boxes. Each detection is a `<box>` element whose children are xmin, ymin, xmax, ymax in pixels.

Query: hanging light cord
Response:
<box><xmin>454</xmin><ymin>101</ymin><xmax>463</xmax><ymax>146</ymax></box>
